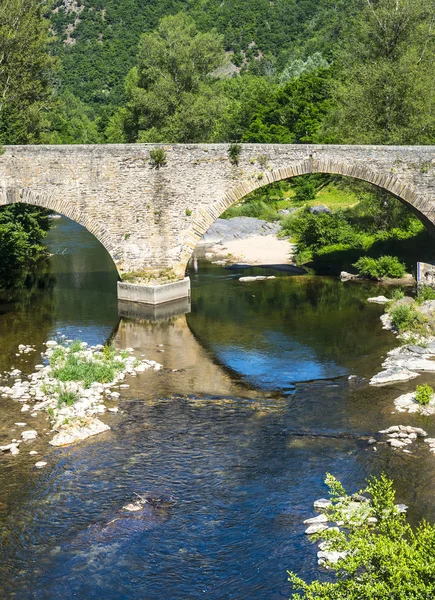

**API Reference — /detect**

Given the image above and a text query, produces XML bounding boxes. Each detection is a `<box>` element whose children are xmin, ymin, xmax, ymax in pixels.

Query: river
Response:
<box><xmin>1</xmin><ymin>216</ymin><xmax>435</xmax><ymax>599</ymax></box>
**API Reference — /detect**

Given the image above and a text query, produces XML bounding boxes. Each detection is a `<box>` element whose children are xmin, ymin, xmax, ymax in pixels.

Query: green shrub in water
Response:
<box><xmin>415</xmin><ymin>384</ymin><xmax>434</xmax><ymax>406</ymax></box>
<box><xmin>353</xmin><ymin>255</ymin><xmax>406</xmax><ymax>279</ymax></box>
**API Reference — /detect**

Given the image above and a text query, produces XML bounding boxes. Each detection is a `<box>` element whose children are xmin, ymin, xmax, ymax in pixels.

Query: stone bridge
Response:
<box><xmin>1</xmin><ymin>143</ymin><xmax>435</xmax><ymax>303</ymax></box>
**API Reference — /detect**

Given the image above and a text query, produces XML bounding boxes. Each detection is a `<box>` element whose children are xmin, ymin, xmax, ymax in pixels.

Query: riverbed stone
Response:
<box><xmin>49</xmin><ymin>418</ymin><xmax>110</xmax><ymax>446</ymax></box>
<box><xmin>370</xmin><ymin>368</ymin><xmax>419</xmax><ymax>385</ymax></box>
<box><xmin>367</xmin><ymin>296</ymin><xmax>389</xmax><ymax>304</ymax></box>
<box><xmin>305</xmin><ymin>522</ymin><xmax>328</xmax><ymax>535</ymax></box>
<box><xmin>21</xmin><ymin>430</ymin><xmax>37</xmax><ymax>441</ymax></box>
<box><xmin>303</xmin><ymin>514</ymin><xmax>328</xmax><ymax>525</ymax></box>
<box><xmin>313</xmin><ymin>498</ymin><xmax>332</xmax><ymax>511</ymax></box>
<box><xmin>387</xmin><ymin>438</ymin><xmax>407</xmax><ymax>448</ymax></box>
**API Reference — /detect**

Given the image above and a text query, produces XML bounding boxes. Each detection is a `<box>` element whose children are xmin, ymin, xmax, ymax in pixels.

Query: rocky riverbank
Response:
<box><xmin>0</xmin><ymin>339</ymin><xmax>162</xmax><ymax>460</ymax></box>
<box><xmin>370</xmin><ymin>296</ymin><xmax>435</xmax><ymax>385</ymax></box>
<box><xmin>197</xmin><ymin>217</ymin><xmax>296</xmax><ymax>266</ymax></box>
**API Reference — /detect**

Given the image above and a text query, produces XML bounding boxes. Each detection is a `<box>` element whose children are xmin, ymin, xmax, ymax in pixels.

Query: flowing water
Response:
<box><xmin>1</xmin><ymin>217</ymin><xmax>435</xmax><ymax>599</ymax></box>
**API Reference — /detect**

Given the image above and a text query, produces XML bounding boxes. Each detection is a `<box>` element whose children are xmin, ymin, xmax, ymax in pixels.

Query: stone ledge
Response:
<box><xmin>117</xmin><ymin>277</ymin><xmax>191</xmax><ymax>305</ymax></box>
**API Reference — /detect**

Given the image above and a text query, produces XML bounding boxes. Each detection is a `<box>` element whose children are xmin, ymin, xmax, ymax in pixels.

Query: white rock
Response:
<box><xmin>35</xmin><ymin>461</ymin><xmax>47</xmax><ymax>468</ymax></box>
<box><xmin>305</xmin><ymin>523</ymin><xmax>328</xmax><ymax>535</ymax></box>
<box><xmin>123</xmin><ymin>503</ymin><xmax>142</xmax><ymax>512</ymax></box>
<box><xmin>49</xmin><ymin>418</ymin><xmax>110</xmax><ymax>446</ymax></box>
<box><xmin>314</xmin><ymin>498</ymin><xmax>332</xmax><ymax>511</ymax></box>
<box><xmin>387</xmin><ymin>438</ymin><xmax>406</xmax><ymax>448</ymax></box>
<box><xmin>370</xmin><ymin>369</ymin><xmax>419</xmax><ymax>386</ymax></box>
<box><xmin>34</xmin><ymin>365</ymin><xmax>44</xmax><ymax>370</ymax></box>
<box><xmin>21</xmin><ymin>430</ymin><xmax>38</xmax><ymax>441</ymax></box>
<box><xmin>108</xmin><ymin>407</ymin><xmax>119</xmax><ymax>413</ymax></box>
<box><xmin>303</xmin><ymin>514</ymin><xmax>328</xmax><ymax>525</ymax></box>
<box><xmin>367</xmin><ymin>296</ymin><xmax>389</xmax><ymax>304</ymax></box>
<box><xmin>45</xmin><ymin>341</ymin><xmax>58</xmax><ymax>348</ymax></box>
<box><xmin>317</xmin><ymin>550</ymin><xmax>348</xmax><ymax>568</ymax></box>
<box><xmin>379</xmin><ymin>425</ymin><xmax>400</xmax><ymax>434</ymax></box>
<box><xmin>14</xmin><ymin>422</ymin><xmax>26</xmax><ymax>427</ymax></box>
<box><xmin>29</xmin><ymin>451</ymin><xmax>38</xmax><ymax>455</ymax></box>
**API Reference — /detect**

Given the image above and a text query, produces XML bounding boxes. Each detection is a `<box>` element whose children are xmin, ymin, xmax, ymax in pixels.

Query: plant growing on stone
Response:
<box><xmin>57</xmin><ymin>387</ymin><xmax>79</xmax><ymax>408</ymax></box>
<box><xmin>289</xmin><ymin>473</ymin><xmax>435</xmax><ymax>599</ymax></box>
<box><xmin>149</xmin><ymin>147</ymin><xmax>167</xmax><ymax>168</ymax></box>
<box><xmin>228</xmin><ymin>143</ymin><xmax>242</xmax><ymax>165</ymax></box>
<box><xmin>417</xmin><ymin>285</ymin><xmax>435</xmax><ymax>304</ymax></box>
<box><xmin>389</xmin><ymin>304</ymin><xmax>427</xmax><ymax>334</ymax></box>
<box><xmin>390</xmin><ymin>288</ymin><xmax>404</xmax><ymax>301</ymax></box>
<box><xmin>415</xmin><ymin>384</ymin><xmax>434</xmax><ymax>406</ymax></box>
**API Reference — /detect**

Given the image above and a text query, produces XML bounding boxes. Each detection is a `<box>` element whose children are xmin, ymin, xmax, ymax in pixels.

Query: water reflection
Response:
<box><xmin>1</xmin><ymin>217</ymin><xmax>435</xmax><ymax>599</ymax></box>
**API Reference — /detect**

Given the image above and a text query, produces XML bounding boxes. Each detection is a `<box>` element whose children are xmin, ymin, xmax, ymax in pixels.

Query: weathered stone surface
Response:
<box><xmin>303</xmin><ymin>514</ymin><xmax>328</xmax><ymax>525</ymax></box>
<box><xmin>2</xmin><ymin>143</ymin><xmax>435</xmax><ymax>286</ymax></box>
<box><xmin>367</xmin><ymin>296</ymin><xmax>389</xmax><ymax>304</ymax></box>
<box><xmin>305</xmin><ymin>522</ymin><xmax>328</xmax><ymax>535</ymax></box>
<box><xmin>370</xmin><ymin>368</ymin><xmax>419</xmax><ymax>385</ymax></box>
<box><xmin>49</xmin><ymin>418</ymin><xmax>110</xmax><ymax>446</ymax></box>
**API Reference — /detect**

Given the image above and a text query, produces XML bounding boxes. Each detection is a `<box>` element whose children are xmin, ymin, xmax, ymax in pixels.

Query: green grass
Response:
<box><xmin>57</xmin><ymin>387</ymin><xmax>79</xmax><ymax>408</ymax></box>
<box><xmin>50</xmin><ymin>340</ymin><xmax>125</xmax><ymax>388</ymax></box>
<box><xmin>53</xmin><ymin>354</ymin><xmax>122</xmax><ymax>388</ymax></box>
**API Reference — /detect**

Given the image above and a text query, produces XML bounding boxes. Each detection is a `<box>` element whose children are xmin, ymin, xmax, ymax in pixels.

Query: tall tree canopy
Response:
<box><xmin>327</xmin><ymin>0</ymin><xmax>435</xmax><ymax>144</ymax></box>
<box><xmin>107</xmin><ymin>12</ymin><xmax>228</xmax><ymax>143</ymax></box>
<box><xmin>0</xmin><ymin>0</ymin><xmax>56</xmax><ymax>144</ymax></box>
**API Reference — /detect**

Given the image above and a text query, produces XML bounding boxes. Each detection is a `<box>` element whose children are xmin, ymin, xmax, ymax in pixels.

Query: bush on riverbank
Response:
<box><xmin>289</xmin><ymin>473</ymin><xmax>435</xmax><ymax>599</ymax></box>
<box><xmin>389</xmin><ymin>303</ymin><xmax>427</xmax><ymax>334</ymax></box>
<box><xmin>353</xmin><ymin>255</ymin><xmax>406</xmax><ymax>279</ymax></box>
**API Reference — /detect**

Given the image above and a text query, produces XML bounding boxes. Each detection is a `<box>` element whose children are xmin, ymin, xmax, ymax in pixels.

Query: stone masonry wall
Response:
<box><xmin>1</xmin><ymin>143</ymin><xmax>435</xmax><ymax>280</ymax></box>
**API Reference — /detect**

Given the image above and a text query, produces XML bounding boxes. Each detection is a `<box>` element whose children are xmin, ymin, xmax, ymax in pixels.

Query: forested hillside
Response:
<box><xmin>3</xmin><ymin>0</ymin><xmax>435</xmax><ymax>146</ymax></box>
<box><xmin>49</xmin><ymin>0</ymin><xmax>347</xmax><ymax>117</ymax></box>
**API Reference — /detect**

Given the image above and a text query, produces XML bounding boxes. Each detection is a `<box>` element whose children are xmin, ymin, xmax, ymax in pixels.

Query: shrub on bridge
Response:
<box><xmin>149</xmin><ymin>147</ymin><xmax>167</xmax><ymax>168</ymax></box>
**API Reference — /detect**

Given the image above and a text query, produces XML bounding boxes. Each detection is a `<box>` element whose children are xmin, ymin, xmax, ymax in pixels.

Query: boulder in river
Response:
<box><xmin>49</xmin><ymin>417</ymin><xmax>110</xmax><ymax>446</ymax></box>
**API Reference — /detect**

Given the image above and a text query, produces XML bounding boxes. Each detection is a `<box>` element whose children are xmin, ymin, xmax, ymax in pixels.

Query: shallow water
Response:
<box><xmin>0</xmin><ymin>217</ymin><xmax>435</xmax><ymax>599</ymax></box>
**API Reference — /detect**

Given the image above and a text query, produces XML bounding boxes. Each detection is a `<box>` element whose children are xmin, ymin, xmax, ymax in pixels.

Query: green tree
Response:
<box><xmin>327</xmin><ymin>0</ymin><xmax>435</xmax><ymax>144</ymax></box>
<box><xmin>108</xmin><ymin>12</ymin><xmax>228</xmax><ymax>143</ymax></box>
<box><xmin>40</xmin><ymin>92</ymin><xmax>102</xmax><ymax>144</ymax></box>
<box><xmin>0</xmin><ymin>204</ymin><xmax>52</xmax><ymax>288</ymax></box>
<box><xmin>289</xmin><ymin>473</ymin><xmax>435</xmax><ymax>599</ymax></box>
<box><xmin>242</xmin><ymin>68</ymin><xmax>334</xmax><ymax>143</ymax></box>
<box><xmin>0</xmin><ymin>0</ymin><xmax>56</xmax><ymax>144</ymax></box>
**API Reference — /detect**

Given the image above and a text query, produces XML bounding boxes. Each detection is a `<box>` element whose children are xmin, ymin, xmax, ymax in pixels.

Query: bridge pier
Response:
<box><xmin>117</xmin><ymin>277</ymin><xmax>191</xmax><ymax>306</ymax></box>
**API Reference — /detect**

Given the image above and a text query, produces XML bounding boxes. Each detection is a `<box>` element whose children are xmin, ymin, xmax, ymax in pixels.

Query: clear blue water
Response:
<box><xmin>0</xmin><ymin>217</ymin><xmax>435</xmax><ymax>599</ymax></box>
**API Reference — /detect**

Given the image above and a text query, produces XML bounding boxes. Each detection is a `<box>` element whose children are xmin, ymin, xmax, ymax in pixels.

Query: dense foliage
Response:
<box><xmin>290</xmin><ymin>473</ymin><xmax>435</xmax><ymax>599</ymax></box>
<box><xmin>353</xmin><ymin>256</ymin><xmax>406</xmax><ymax>279</ymax></box>
<box><xmin>0</xmin><ymin>205</ymin><xmax>52</xmax><ymax>288</ymax></box>
<box><xmin>107</xmin><ymin>13</ymin><xmax>227</xmax><ymax>143</ymax></box>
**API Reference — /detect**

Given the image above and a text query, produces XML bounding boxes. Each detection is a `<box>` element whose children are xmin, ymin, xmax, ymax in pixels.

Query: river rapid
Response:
<box><xmin>1</xmin><ymin>217</ymin><xmax>435</xmax><ymax>599</ymax></box>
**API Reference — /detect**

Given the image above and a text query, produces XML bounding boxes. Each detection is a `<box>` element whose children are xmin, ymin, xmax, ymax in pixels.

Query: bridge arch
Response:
<box><xmin>1</xmin><ymin>187</ymin><xmax>121</xmax><ymax>276</ymax></box>
<box><xmin>180</xmin><ymin>158</ymin><xmax>429</xmax><ymax>271</ymax></box>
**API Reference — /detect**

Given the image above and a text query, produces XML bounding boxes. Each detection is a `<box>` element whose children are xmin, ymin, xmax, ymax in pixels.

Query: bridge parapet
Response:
<box><xmin>1</xmin><ymin>143</ymin><xmax>435</xmax><ymax>303</ymax></box>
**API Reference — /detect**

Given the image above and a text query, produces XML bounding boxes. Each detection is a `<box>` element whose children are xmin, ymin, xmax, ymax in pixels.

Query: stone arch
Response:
<box><xmin>1</xmin><ymin>187</ymin><xmax>121</xmax><ymax>276</ymax></box>
<box><xmin>180</xmin><ymin>158</ymin><xmax>429</xmax><ymax>271</ymax></box>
